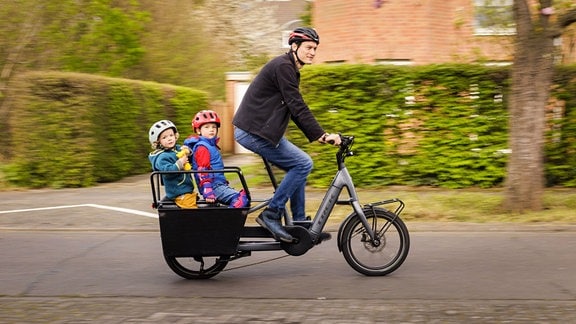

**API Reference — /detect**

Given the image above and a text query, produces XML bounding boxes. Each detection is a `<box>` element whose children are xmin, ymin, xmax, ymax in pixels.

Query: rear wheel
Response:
<box><xmin>164</xmin><ymin>255</ymin><xmax>229</xmax><ymax>279</ymax></box>
<box><xmin>340</xmin><ymin>208</ymin><xmax>410</xmax><ymax>276</ymax></box>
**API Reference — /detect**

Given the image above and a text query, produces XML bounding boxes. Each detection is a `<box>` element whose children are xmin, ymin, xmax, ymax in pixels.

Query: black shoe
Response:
<box><xmin>256</xmin><ymin>209</ymin><xmax>294</xmax><ymax>243</ymax></box>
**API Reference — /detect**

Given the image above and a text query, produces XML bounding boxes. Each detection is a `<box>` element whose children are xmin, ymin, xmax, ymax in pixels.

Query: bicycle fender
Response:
<box><xmin>337</xmin><ymin>212</ymin><xmax>358</xmax><ymax>252</ymax></box>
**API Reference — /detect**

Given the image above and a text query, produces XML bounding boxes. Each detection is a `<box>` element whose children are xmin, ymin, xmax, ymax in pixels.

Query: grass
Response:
<box><xmin>348</xmin><ymin>187</ymin><xmax>576</xmax><ymax>223</ymax></box>
<box><xmin>236</xmin><ymin>162</ymin><xmax>576</xmax><ymax>225</ymax></box>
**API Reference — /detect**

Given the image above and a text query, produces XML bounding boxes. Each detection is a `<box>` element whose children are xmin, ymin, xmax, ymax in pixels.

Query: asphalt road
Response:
<box><xmin>1</xmin><ymin>156</ymin><xmax>575</xmax><ymax>323</ymax></box>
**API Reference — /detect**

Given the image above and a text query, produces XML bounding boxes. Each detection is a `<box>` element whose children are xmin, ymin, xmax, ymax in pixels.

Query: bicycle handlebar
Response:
<box><xmin>335</xmin><ymin>134</ymin><xmax>354</xmax><ymax>168</ymax></box>
<box><xmin>338</xmin><ymin>134</ymin><xmax>354</xmax><ymax>148</ymax></box>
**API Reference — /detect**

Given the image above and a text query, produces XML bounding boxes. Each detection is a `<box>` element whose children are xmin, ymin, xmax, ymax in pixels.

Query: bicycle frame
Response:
<box><xmin>308</xmin><ymin>164</ymin><xmax>376</xmax><ymax>241</ymax></box>
<box><xmin>251</xmin><ymin>135</ymin><xmax>378</xmax><ymax>244</ymax></box>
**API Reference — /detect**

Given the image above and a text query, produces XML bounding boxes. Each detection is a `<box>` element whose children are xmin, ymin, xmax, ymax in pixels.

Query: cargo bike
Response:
<box><xmin>150</xmin><ymin>135</ymin><xmax>410</xmax><ymax>279</ymax></box>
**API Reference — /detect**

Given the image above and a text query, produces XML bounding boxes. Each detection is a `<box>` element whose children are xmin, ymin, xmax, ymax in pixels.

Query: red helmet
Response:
<box><xmin>192</xmin><ymin>110</ymin><xmax>221</xmax><ymax>130</ymax></box>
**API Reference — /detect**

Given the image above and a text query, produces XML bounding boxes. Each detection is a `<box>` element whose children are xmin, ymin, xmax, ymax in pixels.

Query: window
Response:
<box><xmin>473</xmin><ymin>0</ymin><xmax>515</xmax><ymax>35</ymax></box>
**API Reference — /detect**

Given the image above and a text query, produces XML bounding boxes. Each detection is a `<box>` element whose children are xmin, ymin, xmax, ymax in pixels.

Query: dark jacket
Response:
<box><xmin>233</xmin><ymin>52</ymin><xmax>325</xmax><ymax>146</ymax></box>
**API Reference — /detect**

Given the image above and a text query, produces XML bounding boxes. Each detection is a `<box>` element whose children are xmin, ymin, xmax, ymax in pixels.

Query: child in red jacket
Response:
<box><xmin>184</xmin><ymin>110</ymin><xmax>248</xmax><ymax>208</ymax></box>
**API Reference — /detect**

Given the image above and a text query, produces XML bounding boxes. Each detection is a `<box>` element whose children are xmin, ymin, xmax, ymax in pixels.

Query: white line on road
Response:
<box><xmin>0</xmin><ymin>204</ymin><xmax>158</xmax><ymax>218</ymax></box>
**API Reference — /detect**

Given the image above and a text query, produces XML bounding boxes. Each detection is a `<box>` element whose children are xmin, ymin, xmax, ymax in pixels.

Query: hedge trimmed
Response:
<box><xmin>292</xmin><ymin>64</ymin><xmax>576</xmax><ymax>188</ymax></box>
<box><xmin>4</xmin><ymin>64</ymin><xmax>576</xmax><ymax>189</ymax></box>
<box><xmin>5</xmin><ymin>71</ymin><xmax>208</xmax><ymax>188</ymax></box>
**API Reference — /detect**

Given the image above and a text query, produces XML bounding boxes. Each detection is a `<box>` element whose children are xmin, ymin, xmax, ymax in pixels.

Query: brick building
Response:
<box><xmin>312</xmin><ymin>0</ymin><xmax>574</xmax><ymax>65</ymax></box>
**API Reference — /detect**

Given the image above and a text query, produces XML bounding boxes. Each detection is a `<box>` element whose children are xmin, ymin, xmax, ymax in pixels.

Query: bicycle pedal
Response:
<box><xmin>316</xmin><ymin>232</ymin><xmax>332</xmax><ymax>244</ymax></box>
<box><xmin>237</xmin><ymin>250</ymin><xmax>251</xmax><ymax>258</ymax></box>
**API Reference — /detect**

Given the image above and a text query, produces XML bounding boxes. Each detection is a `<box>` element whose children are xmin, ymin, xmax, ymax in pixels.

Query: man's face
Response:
<box><xmin>293</xmin><ymin>41</ymin><xmax>318</xmax><ymax>64</ymax></box>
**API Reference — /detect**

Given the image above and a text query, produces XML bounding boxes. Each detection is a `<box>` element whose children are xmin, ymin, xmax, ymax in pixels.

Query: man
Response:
<box><xmin>233</xmin><ymin>27</ymin><xmax>341</xmax><ymax>243</ymax></box>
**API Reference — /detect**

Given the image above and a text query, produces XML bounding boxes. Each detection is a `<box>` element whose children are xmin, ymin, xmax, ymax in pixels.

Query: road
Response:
<box><xmin>0</xmin><ymin>158</ymin><xmax>575</xmax><ymax>323</ymax></box>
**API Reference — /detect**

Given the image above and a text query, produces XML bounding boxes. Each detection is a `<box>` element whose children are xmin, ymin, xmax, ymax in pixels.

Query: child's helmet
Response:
<box><xmin>288</xmin><ymin>27</ymin><xmax>320</xmax><ymax>45</ymax></box>
<box><xmin>193</xmin><ymin>110</ymin><xmax>221</xmax><ymax>129</ymax></box>
<box><xmin>149</xmin><ymin>120</ymin><xmax>178</xmax><ymax>146</ymax></box>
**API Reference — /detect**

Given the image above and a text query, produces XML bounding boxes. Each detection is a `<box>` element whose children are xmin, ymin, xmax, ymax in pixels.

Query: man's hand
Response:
<box><xmin>319</xmin><ymin>133</ymin><xmax>341</xmax><ymax>146</ymax></box>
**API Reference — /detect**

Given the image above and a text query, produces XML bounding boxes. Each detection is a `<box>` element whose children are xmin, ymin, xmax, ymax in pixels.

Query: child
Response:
<box><xmin>148</xmin><ymin>119</ymin><xmax>197</xmax><ymax>208</ymax></box>
<box><xmin>184</xmin><ymin>110</ymin><xmax>248</xmax><ymax>208</ymax></box>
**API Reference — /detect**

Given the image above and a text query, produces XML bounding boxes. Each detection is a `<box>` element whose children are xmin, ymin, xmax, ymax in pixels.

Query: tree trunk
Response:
<box><xmin>504</xmin><ymin>0</ymin><xmax>554</xmax><ymax>212</ymax></box>
<box><xmin>0</xmin><ymin>5</ymin><xmax>42</xmax><ymax>161</ymax></box>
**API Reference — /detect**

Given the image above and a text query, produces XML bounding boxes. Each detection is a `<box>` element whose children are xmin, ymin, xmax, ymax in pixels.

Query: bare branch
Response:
<box><xmin>557</xmin><ymin>7</ymin><xmax>576</xmax><ymax>28</ymax></box>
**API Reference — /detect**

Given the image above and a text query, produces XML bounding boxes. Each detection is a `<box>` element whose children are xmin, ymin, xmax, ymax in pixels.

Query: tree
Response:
<box><xmin>127</xmin><ymin>0</ymin><xmax>237</xmax><ymax>99</ymax></box>
<box><xmin>0</xmin><ymin>0</ymin><xmax>148</xmax><ymax>160</ymax></box>
<box><xmin>0</xmin><ymin>0</ymin><xmax>148</xmax><ymax>82</ymax></box>
<box><xmin>120</xmin><ymin>0</ymin><xmax>284</xmax><ymax>98</ymax></box>
<box><xmin>504</xmin><ymin>0</ymin><xmax>576</xmax><ymax>212</ymax></box>
<box><xmin>195</xmin><ymin>0</ymin><xmax>283</xmax><ymax>70</ymax></box>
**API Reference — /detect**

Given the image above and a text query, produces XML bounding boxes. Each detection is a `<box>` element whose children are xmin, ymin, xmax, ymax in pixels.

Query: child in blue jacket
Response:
<box><xmin>148</xmin><ymin>120</ymin><xmax>197</xmax><ymax>208</ymax></box>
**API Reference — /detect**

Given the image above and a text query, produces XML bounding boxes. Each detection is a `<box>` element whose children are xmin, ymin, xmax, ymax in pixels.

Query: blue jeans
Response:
<box><xmin>213</xmin><ymin>182</ymin><xmax>240</xmax><ymax>205</ymax></box>
<box><xmin>234</xmin><ymin>127</ymin><xmax>312</xmax><ymax>221</ymax></box>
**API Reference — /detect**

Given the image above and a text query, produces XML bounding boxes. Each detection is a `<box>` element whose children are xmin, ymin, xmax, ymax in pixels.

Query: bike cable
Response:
<box><xmin>221</xmin><ymin>254</ymin><xmax>290</xmax><ymax>272</ymax></box>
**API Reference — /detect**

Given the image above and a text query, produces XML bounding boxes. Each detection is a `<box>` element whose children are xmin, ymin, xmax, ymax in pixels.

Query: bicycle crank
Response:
<box><xmin>281</xmin><ymin>226</ymin><xmax>313</xmax><ymax>256</ymax></box>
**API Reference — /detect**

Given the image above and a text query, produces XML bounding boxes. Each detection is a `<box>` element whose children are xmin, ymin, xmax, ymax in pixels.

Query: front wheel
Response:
<box><xmin>340</xmin><ymin>208</ymin><xmax>410</xmax><ymax>276</ymax></box>
<box><xmin>164</xmin><ymin>255</ymin><xmax>229</xmax><ymax>279</ymax></box>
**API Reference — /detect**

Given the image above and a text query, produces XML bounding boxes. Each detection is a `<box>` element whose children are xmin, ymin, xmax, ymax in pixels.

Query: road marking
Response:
<box><xmin>0</xmin><ymin>204</ymin><xmax>158</xmax><ymax>218</ymax></box>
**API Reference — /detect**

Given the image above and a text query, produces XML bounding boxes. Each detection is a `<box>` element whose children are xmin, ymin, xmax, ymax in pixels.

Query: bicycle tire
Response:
<box><xmin>164</xmin><ymin>255</ymin><xmax>229</xmax><ymax>279</ymax></box>
<box><xmin>340</xmin><ymin>207</ymin><xmax>410</xmax><ymax>276</ymax></box>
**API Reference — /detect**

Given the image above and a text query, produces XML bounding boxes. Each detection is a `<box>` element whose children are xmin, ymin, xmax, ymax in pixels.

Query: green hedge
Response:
<box><xmin>4</xmin><ymin>65</ymin><xmax>576</xmax><ymax>189</ymax></box>
<box><xmin>545</xmin><ymin>66</ymin><xmax>576</xmax><ymax>187</ymax></box>
<box><xmin>292</xmin><ymin>64</ymin><xmax>576</xmax><ymax>188</ymax></box>
<box><xmin>5</xmin><ymin>71</ymin><xmax>208</xmax><ymax>188</ymax></box>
